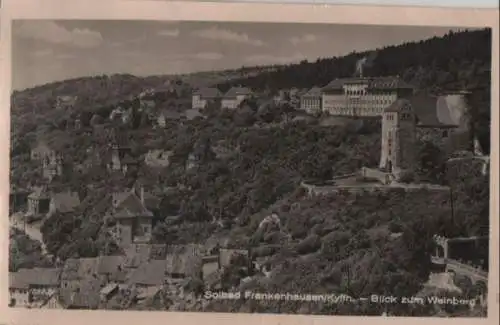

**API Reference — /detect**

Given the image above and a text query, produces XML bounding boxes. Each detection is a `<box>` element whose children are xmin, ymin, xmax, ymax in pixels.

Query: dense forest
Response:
<box><xmin>9</xmin><ymin>28</ymin><xmax>492</xmax><ymax>316</ymax></box>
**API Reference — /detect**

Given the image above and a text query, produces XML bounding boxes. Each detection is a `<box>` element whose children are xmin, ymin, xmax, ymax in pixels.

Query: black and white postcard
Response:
<box><xmin>1</xmin><ymin>1</ymin><xmax>498</xmax><ymax>325</ymax></box>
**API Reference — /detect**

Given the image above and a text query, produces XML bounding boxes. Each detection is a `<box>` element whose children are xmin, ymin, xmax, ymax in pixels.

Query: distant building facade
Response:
<box><xmin>300</xmin><ymin>87</ymin><xmax>322</xmax><ymax>114</ymax></box>
<box><xmin>321</xmin><ymin>76</ymin><xmax>414</xmax><ymax>116</ymax></box>
<box><xmin>221</xmin><ymin>87</ymin><xmax>252</xmax><ymax>109</ymax></box>
<box><xmin>192</xmin><ymin>87</ymin><xmax>221</xmax><ymax>110</ymax></box>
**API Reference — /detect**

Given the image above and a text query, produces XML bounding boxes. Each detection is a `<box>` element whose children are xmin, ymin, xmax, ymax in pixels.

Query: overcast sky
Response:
<box><xmin>11</xmin><ymin>20</ymin><xmax>463</xmax><ymax>90</ymax></box>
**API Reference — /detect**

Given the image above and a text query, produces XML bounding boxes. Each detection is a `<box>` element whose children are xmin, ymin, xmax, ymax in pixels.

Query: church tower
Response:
<box><xmin>379</xmin><ymin>99</ymin><xmax>416</xmax><ymax>181</ymax></box>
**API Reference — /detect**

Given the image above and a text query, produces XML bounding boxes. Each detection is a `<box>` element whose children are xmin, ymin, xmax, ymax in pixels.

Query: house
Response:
<box><xmin>60</xmin><ymin>278</ymin><xmax>102</xmax><ymax>309</ymax></box>
<box><xmin>42</xmin><ymin>152</ymin><xmax>64</xmax><ymax>180</ymax></box>
<box><xmin>38</xmin><ymin>293</ymin><xmax>63</xmax><ymax>309</ymax></box>
<box><xmin>60</xmin><ymin>258</ymin><xmax>100</xmax><ymax>291</ymax></box>
<box><xmin>55</xmin><ymin>95</ymin><xmax>77</xmax><ymax>110</ymax></box>
<box><xmin>107</xmin><ymin>189</ymin><xmax>155</xmax><ymax>247</ymax></box>
<box><xmin>107</xmin><ymin>144</ymin><xmax>135</xmax><ymax>174</ymax></box>
<box><xmin>164</xmin><ymin>244</ymin><xmax>204</xmax><ymax>281</ymax></box>
<box><xmin>321</xmin><ymin>76</ymin><xmax>414</xmax><ymax>116</ymax></box>
<box><xmin>410</xmin><ymin>92</ymin><xmax>465</xmax><ymax>151</ymax></box>
<box><xmin>30</xmin><ymin>142</ymin><xmax>54</xmax><ymax>161</ymax></box>
<box><xmin>127</xmin><ymin>259</ymin><xmax>167</xmax><ymax>296</ymax></box>
<box><xmin>192</xmin><ymin>87</ymin><xmax>221</xmax><ymax>110</ymax></box>
<box><xmin>185</xmin><ymin>152</ymin><xmax>198</xmax><ymax>171</ymax></box>
<box><xmin>47</xmin><ymin>191</ymin><xmax>80</xmax><ymax>217</ymax></box>
<box><xmin>59</xmin><ymin>258</ymin><xmax>103</xmax><ymax>309</ymax></box>
<box><xmin>221</xmin><ymin>87</ymin><xmax>252</xmax><ymax>109</ymax></box>
<box><xmin>26</xmin><ymin>186</ymin><xmax>51</xmax><ymax>217</ymax></box>
<box><xmin>96</xmin><ymin>255</ymin><xmax>127</xmax><ymax>286</ymax></box>
<box><xmin>9</xmin><ymin>267</ymin><xmax>61</xmax><ymax>308</ymax></box>
<box><xmin>144</xmin><ymin>150</ymin><xmax>172</xmax><ymax>168</ymax></box>
<box><xmin>300</xmin><ymin>87</ymin><xmax>323</xmax><ymax>114</ymax></box>
<box><xmin>156</xmin><ymin>109</ymin><xmax>183</xmax><ymax>128</ymax></box>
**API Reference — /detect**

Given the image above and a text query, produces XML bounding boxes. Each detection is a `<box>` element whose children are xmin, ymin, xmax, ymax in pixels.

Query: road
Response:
<box><xmin>10</xmin><ymin>212</ymin><xmax>48</xmax><ymax>255</ymax></box>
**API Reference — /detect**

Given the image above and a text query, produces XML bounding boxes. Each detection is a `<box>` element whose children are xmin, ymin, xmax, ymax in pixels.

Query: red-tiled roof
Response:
<box><xmin>323</xmin><ymin>76</ymin><xmax>414</xmax><ymax>91</ymax></box>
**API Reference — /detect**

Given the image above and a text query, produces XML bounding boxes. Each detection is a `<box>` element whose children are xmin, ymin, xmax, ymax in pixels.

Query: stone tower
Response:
<box><xmin>379</xmin><ymin>99</ymin><xmax>416</xmax><ymax>181</ymax></box>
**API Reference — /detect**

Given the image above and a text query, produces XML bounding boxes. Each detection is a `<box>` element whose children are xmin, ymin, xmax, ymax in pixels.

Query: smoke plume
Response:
<box><xmin>354</xmin><ymin>52</ymin><xmax>378</xmax><ymax>77</ymax></box>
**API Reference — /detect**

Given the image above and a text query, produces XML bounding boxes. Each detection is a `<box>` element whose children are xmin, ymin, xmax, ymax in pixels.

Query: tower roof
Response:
<box><xmin>383</xmin><ymin>99</ymin><xmax>410</xmax><ymax>113</ymax></box>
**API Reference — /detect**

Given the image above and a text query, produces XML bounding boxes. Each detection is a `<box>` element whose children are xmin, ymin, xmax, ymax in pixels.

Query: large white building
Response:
<box><xmin>321</xmin><ymin>76</ymin><xmax>414</xmax><ymax>116</ymax></box>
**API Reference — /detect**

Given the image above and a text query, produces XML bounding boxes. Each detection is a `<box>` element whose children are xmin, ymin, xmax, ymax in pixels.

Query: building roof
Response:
<box><xmin>193</xmin><ymin>87</ymin><xmax>221</xmax><ymax>98</ymax></box>
<box><xmin>127</xmin><ymin>260</ymin><xmax>166</xmax><ymax>286</ymax></box>
<box><xmin>383</xmin><ymin>98</ymin><xmax>411</xmax><ymax>113</ymax></box>
<box><xmin>28</xmin><ymin>186</ymin><xmax>50</xmax><ymax>200</ymax></box>
<box><xmin>302</xmin><ymin>87</ymin><xmax>322</xmax><ymax>97</ymax></box>
<box><xmin>61</xmin><ymin>258</ymin><xmax>99</xmax><ymax>281</ymax></box>
<box><xmin>323</xmin><ymin>76</ymin><xmax>414</xmax><ymax>91</ymax></box>
<box><xmin>123</xmin><ymin>244</ymin><xmax>166</xmax><ymax>269</ymax></box>
<box><xmin>9</xmin><ymin>268</ymin><xmax>62</xmax><ymax>290</ymax></box>
<box><xmin>51</xmin><ymin>191</ymin><xmax>80</xmax><ymax>213</ymax></box>
<box><xmin>111</xmin><ymin>191</ymin><xmax>153</xmax><ymax>219</ymax></box>
<box><xmin>159</xmin><ymin>109</ymin><xmax>183</xmax><ymax>120</ymax></box>
<box><xmin>165</xmin><ymin>244</ymin><xmax>204</xmax><ymax>276</ymax></box>
<box><xmin>60</xmin><ymin>277</ymin><xmax>102</xmax><ymax>309</ymax></box>
<box><xmin>223</xmin><ymin>87</ymin><xmax>252</xmax><ymax>98</ymax></box>
<box><xmin>97</xmin><ymin>255</ymin><xmax>124</xmax><ymax>275</ymax></box>
<box><xmin>382</xmin><ymin>92</ymin><xmax>462</xmax><ymax>128</ymax></box>
<box><xmin>185</xmin><ymin>108</ymin><xmax>204</xmax><ymax>121</ymax></box>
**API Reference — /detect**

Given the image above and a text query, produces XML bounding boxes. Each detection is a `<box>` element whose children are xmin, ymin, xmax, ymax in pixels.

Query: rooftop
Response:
<box><xmin>302</xmin><ymin>87</ymin><xmax>322</xmax><ymax>97</ymax></box>
<box><xmin>323</xmin><ymin>76</ymin><xmax>414</xmax><ymax>91</ymax></box>
<box><xmin>193</xmin><ymin>87</ymin><xmax>221</xmax><ymax>98</ymax></box>
<box><xmin>51</xmin><ymin>191</ymin><xmax>80</xmax><ymax>213</ymax></box>
<box><xmin>223</xmin><ymin>87</ymin><xmax>252</xmax><ymax>98</ymax></box>
<box><xmin>9</xmin><ymin>268</ymin><xmax>62</xmax><ymax>290</ymax></box>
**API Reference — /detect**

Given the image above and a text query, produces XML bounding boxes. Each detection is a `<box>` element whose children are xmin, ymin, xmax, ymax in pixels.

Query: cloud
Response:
<box><xmin>16</xmin><ymin>21</ymin><xmax>103</xmax><ymax>48</ymax></box>
<box><xmin>192</xmin><ymin>26</ymin><xmax>264</xmax><ymax>47</ymax></box>
<box><xmin>244</xmin><ymin>53</ymin><xmax>305</xmax><ymax>65</ymax></box>
<box><xmin>157</xmin><ymin>29</ymin><xmax>180</xmax><ymax>37</ymax></box>
<box><xmin>191</xmin><ymin>52</ymin><xmax>223</xmax><ymax>60</ymax></box>
<box><xmin>290</xmin><ymin>34</ymin><xmax>318</xmax><ymax>46</ymax></box>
